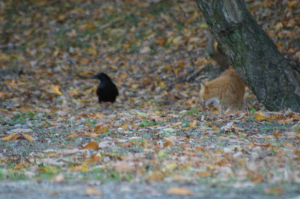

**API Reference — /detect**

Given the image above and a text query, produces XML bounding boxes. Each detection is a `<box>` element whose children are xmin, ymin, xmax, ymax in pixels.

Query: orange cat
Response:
<box><xmin>200</xmin><ymin>70</ymin><xmax>245</xmax><ymax>115</ymax></box>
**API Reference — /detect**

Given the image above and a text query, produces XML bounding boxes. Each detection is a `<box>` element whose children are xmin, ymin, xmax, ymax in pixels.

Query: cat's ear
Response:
<box><xmin>200</xmin><ymin>83</ymin><xmax>204</xmax><ymax>89</ymax></box>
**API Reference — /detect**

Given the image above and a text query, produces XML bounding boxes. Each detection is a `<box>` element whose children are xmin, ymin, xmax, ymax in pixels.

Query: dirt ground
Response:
<box><xmin>1</xmin><ymin>180</ymin><xmax>300</xmax><ymax>199</ymax></box>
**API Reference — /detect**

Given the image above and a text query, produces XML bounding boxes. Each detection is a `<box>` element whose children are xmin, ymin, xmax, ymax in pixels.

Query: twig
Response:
<box><xmin>186</xmin><ymin>63</ymin><xmax>211</xmax><ymax>82</ymax></box>
<box><xmin>167</xmin><ymin>63</ymin><xmax>211</xmax><ymax>90</ymax></box>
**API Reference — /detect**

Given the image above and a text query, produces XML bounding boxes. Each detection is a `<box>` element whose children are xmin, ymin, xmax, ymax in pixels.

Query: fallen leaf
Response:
<box><xmin>114</xmin><ymin>161</ymin><xmax>135</xmax><ymax>172</ymax></box>
<box><xmin>251</xmin><ymin>175</ymin><xmax>263</xmax><ymax>183</ymax></box>
<box><xmin>82</xmin><ymin>141</ymin><xmax>100</xmax><ymax>150</ymax></box>
<box><xmin>273</xmin><ymin>131</ymin><xmax>280</xmax><ymax>138</ymax></box>
<box><xmin>163</xmin><ymin>140</ymin><xmax>172</xmax><ymax>147</ymax></box>
<box><xmin>167</xmin><ymin>187</ymin><xmax>193</xmax><ymax>195</ymax></box>
<box><xmin>22</xmin><ymin>134</ymin><xmax>35</xmax><ymax>142</ymax></box>
<box><xmin>50</xmin><ymin>84</ymin><xmax>62</xmax><ymax>95</ymax></box>
<box><xmin>149</xmin><ymin>172</ymin><xmax>164</xmax><ymax>181</ymax></box>
<box><xmin>9</xmin><ymin>128</ymin><xmax>33</xmax><ymax>133</ymax></box>
<box><xmin>253</xmin><ymin>142</ymin><xmax>271</xmax><ymax>148</ymax></box>
<box><xmin>189</xmin><ymin>120</ymin><xmax>197</xmax><ymax>128</ymax></box>
<box><xmin>196</xmin><ymin>170</ymin><xmax>211</xmax><ymax>177</ymax></box>
<box><xmin>85</xmin><ymin>187</ymin><xmax>102</xmax><ymax>196</ymax></box>
<box><xmin>52</xmin><ymin>173</ymin><xmax>66</xmax><ymax>183</ymax></box>
<box><xmin>265</xmin><ymin>187</ymin><xmax>284</xmax><ymax>195</ymax></box>
<box><xmin>163</xmin><ymin>163</ymin><xmax>177</xmax><ymax>171</ymax></box>
<box><xmin>1</xmin><ymin>133</ymin><xmax>21</xmax><ymax>141</ymax></box>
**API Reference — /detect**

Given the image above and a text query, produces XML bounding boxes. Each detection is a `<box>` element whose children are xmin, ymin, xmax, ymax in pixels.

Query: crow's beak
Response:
<box><xmin>91</xmin><ymin>75</ymin><xmax>98</xmax><ymax>79</ymax></box>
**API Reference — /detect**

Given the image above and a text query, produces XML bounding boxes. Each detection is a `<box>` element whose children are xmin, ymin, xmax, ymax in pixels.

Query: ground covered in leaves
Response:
<box><xmin>0</xmin><ymin>0</ymin><xmax>300</xmax><ymax>198</ymax></box>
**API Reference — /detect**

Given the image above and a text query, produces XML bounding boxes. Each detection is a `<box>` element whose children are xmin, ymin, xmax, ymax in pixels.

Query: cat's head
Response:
<box><xmin>199</xmin><ymin>83</ymin><xmax>209</xmax><ymax>98</ymax></box>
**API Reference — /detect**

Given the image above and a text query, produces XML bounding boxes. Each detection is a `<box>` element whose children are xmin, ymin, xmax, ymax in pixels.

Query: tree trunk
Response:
<box><xmin>195</xmin><ymin>0</ymin><xmax>300</xmax><ymax>112</ymax></box>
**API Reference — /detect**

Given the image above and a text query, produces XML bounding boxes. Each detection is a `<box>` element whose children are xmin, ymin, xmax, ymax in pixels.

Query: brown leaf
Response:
<box><xmin>196</xmin><ymin>170</ymin><xmax>211</xmax><ymax>177</ymax></box>
<box><xmin>265</xmin><ymin>187</ymin><xmax>284</xmax><ymax>195</ymax></box>
<box><xmin>195</xmin><ymin>147</ymin><xmax>207</xmax><ymax>152</ymax></box>
<box><xmin>245</xmin><ymin>142</ymin><xmax>255</xmax><ymax>149</ymax></box>
<box><xmin>66</xmin><ymin>133</ymin><xmax>78</xmax><ymax>140</ymax></box>
<box><xmin>85</xmin><ymin>187</ymin><xmax>102</xmax><ymax>196</ymax></box>
<box><xmin>167</xmin><ymin>187</ymin><xmax>193</xmax><ymax>195</ymax></box>
<box><xmin>14</xmin><ymin>163</ymin><xmax>27</xmax><ymax>169</ymax></box>
<box><xmin>294</xmin><ymin>150</ymin><xmax>300</xmax><ymax>157</ymax></box>
<box><xmin>94</xmin><ymin>125</ymin><xmax>103</xmax><ymax>134</ymax></box>
<box><xmin>255</xmin><ymin>112</ymin><xmax>277</xmax><ymax>121</ymax></box>
<box><xmin>163</xmin><ymin>140</ymin><xmax>172</xmax><ymax>147</ymax></box>
<box><xmin>102</xmin><ymin>127</ymin><xmax>109</xmax><ymax>133</ymax></box>
<box><xmin>82</xmin><ymin>141</ymin><xmax>99</xmax><ymax>150</ymax></box>
<box><xmin>149</xmin><ymin>172</ymin><xmax>164</xmax><ymax>181</ymax></box>
<box><xmin>114</xmin><ymin>161</ymin><xmax>135</xmax><ymax>172</ymax></box>
<box><xmin>132</xmin><ymin>123</ymin><xmax>138</xmax><ymax>129</ymax></box>
<box><xmin>155</xmin><ymin>37</ymin><xmax>166</xmax><ymax>46</ymax></box>
<box><xmin>122</xmin><ymin>124</ymin><xmax>129</xmax><ymax>129</ymax></box>
<box><xmin>273</xmin><ymin>131</ymin><xmax>280</xmax><ymax>138</ymax></box>
<box><xmin>253</xmin><ymin>142</ymin><xmax>271</xmax><ymax>148</ymax></box>
<box><xmin>189</xmin><ymin>120</ymin><xmax>197</xmax><ymax>128</ymax></box>
<box><xmin>250</xmin><ymin>175</ymin><xmax>263</xmax><ymax>183</ymax></box>
<box><xmin>278</xmin><ymin>118</ymin><xmax>292</xmax><ymax>124</ymax></box>
<box><xmin>214</xmin><ymin>149</ymin><xmax>223</xmax><ymax>154</ymax></box>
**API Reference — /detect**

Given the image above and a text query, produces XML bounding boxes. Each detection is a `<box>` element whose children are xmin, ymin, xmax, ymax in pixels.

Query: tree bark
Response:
<box><xmin>195</xmin><ymin>0</ymin><xmax>300</xmax><ymax>112</ymax></box>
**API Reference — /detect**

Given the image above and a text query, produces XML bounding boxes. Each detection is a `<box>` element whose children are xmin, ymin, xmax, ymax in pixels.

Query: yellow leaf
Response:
<box><xmin>163</xmin><ymin>163</ymin><xmax>177</xmax><ymax>171</ymax></box>
<box><xmin>275</xmin><ymin>22</ymin><xmax>283</xmax><ymax>31</ymax></box>
<box><xmin>50</xmin><ymin>84</ymin><xmax>62</xmax><ymax>95</ymax></box>
<box><xmin>278</xmin><ymin>118</ymin><xmax>292</xmax><ymax>124</ymax></box>
<box><xmin>81</xmin><ymin>165</ymin><xmax>88</xmax><ymax>172</ymax></box>
<box><xmin>164</xmin><ymin>64</ymin><xmax>172</xmax><ymax>71</ymax></box>
<box><xmin>167</xmin><ymin>187</ymin><xmax>193</xmax><ymax>195</ymax></box>
<box><xmin>189</xmin><ymin>120</ymin><xmax>197</xmax><ymax>128</ymax></box>
<box><xmin>122</xmin><ymin>124</ymin><xmax>129</xmax><ymax>129</ymax></box>
<box><xmin>14</xmin><ymin>163</ymin><xmax>26</xmax><ymax>169</ymax></box>
<box><xmin>149</xmin><ymin>172</ymin><xmax>164</xmax><ymax>181</ymax></box>
<box><xmin>158</xmin><ymin>151</ymin><xmax>166</xmax><ymax>158</ymax></box>
<box><xmin>22</xmin><ymin>133</ymin><xmax>35</xmax><ymax>142</ymax></box>
<box><xmin>102</xmin><ymin>127</ymin><xmax>109</xmax><ymax>133</ymax></box>
<box><xmin>132</xmin><ymin>123</ymin><xmax>138</xmax><ymax>129</ymax></box>
<box><xmin>86</xmin><ymin>187</ymin><xmax>102</xmax><ymax>196</ymax></box>
<box><xmin>159</xmin><ymin>81</ymin><xmax>167</xmax><ymax>88</ymax></box>
<box><xmin>172</xmin><ymin>122</ymin><xmax>182</xmax><ymax>127</ymax></box>
<box><xmin>68</xmin><ymin>88</ymin><xmax>79</xmax><ymax>97</ymax></box>
<box><xmin>0</xmin><ymin>53</ymin><xmax>9</xmax><ymax>61</ymax></box>
<box><xmin>1</xmin><ymin>133</ymin><xmax>21</xmax><ymax>141</ymax></box>
<box><xmin>212</xmin><ymin>109</ymin><xmax>219</xmax><ymax>114</ymax></box>
<box><xmin>94</xmin><ymin>113</ymin><xmax>104</xmax><ymax>119</ymax></box>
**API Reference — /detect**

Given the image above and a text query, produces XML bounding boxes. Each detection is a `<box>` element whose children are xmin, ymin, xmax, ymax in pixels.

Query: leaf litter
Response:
<box><xmin>0</xmin><ymin>0</ymin><xmax>300</xmax><ymax>198</ymax></box>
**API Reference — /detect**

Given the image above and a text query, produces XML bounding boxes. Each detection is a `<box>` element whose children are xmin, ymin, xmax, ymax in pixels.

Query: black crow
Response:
<box><xmin>91</xmin><ymin>73</ymin><xmax>119</xmax><ymax>104</ymax></box>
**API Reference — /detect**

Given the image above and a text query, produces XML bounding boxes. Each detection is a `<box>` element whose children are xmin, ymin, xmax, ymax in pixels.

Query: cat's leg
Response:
<box><xmin>218</xmin><ymin>104</ymin><xmax>224</xmax><ymax>117</ymax></box>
